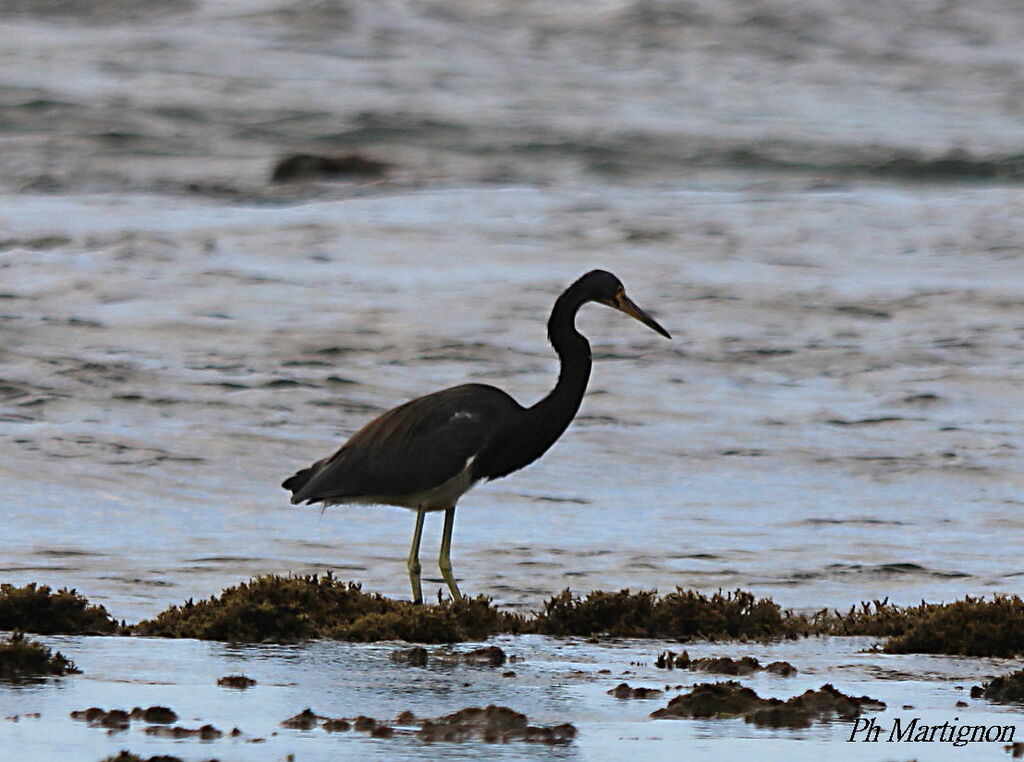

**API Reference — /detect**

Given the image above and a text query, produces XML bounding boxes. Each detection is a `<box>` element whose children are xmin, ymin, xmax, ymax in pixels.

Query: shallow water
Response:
<box><xmin>1</xmin><ymin>0</ymin><xmax>1022</xmax><ymax>619</ymax></box>
<box><xmin>2</xmin><ymin>633</ymin><xmax>1021</xmax><ymax>762</ymax></box>
<box><xmin>2</xmin><ymin>183</ymin><xmax>1022</xmax><ymax>620</ymax></box>
<box><xmin>1</xmin><ymin>0</ymin><xmax>1023</xmax><ymax>758</ymax></box>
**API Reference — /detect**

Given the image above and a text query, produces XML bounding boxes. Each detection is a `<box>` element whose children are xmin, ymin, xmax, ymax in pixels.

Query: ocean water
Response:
<box><xmin>2</xmin><ymin>183</ymin><xmax>1023</xmax><ymax>622</ymax></box>
<box><xmin>0</xmin><ymin>0</ymin><xmax>1022</xmax><ymax>759</ymax></box>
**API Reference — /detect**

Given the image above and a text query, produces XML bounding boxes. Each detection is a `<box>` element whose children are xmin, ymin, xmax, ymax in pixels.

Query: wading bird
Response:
<box><xmin>282</xmin><ymin>270</ymin><xmax>670</xmax><ymax>603</ymax></box>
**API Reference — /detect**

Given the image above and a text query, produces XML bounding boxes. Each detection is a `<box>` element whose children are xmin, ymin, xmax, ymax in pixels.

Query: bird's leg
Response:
<box><xmin>407</xmin><ymin>508</ymin><xmax>426</xmax><ymax>604</ymax></box>
<box><xmin>438</xmin><ymin>506</ymin><xmax>463</xmax><ymax>601</ymax></box>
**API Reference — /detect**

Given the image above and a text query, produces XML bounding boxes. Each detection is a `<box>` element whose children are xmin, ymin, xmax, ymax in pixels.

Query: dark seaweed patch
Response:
<box><xmin>73</xmin><ymin>706</ymin><xmax>176</xmax><ymax>728</ymax></box>
<box><xmin>144</xmin><ymin>723</ymin><xmax>223</xmax><ymax>739</ymax></box>
<box><xmin>135</xmin><ymin>580</ymin><xmax>805</xmax><ymax>642</ymax></box>
<box><xmin>277</xmin><ymin>705</ymin><xmax>573</xmax><ymax>744</ymax></box>
<box><xmin>608</xmin><ymin>682</ymin><xmax>663</xmax><ymax>699</ymax></box>
<box><xmin>814</xmin><ymin>595</ymin><xmax>1024</xmax><ymax>657</ymax></box>
<box><xmin>216</xmin><ymin>674</ymin><xmax>256</xmax><ymax>689</ymax></box>
<box><xmin>0</xmin><ymin>583</ymin><xmax>118</xmax><ymax>634</ymax></box>
<box><xmin>0</xmin><ymin>632</ymin><xmax>79</xmax><ymax>680</ymax></box>
<box><xmin>130</xmin><ymin>706</ymin><xmax>177</xmax><ymax>724</ymax></box>
<box><xmin>532</xmin><ymin>588</ymin><xmax>805</xmax><ymax>640</ymax></box>
<box><xmin>651</xmin><ymin>681</ymin><xmax>884</xmax><ymax>728</ymax></box>
<box><xmin>417</xmin><ymin>705</ymin><xmax>576</xmax><ymax>744</ymax></box>
<box><xmin>654</xmin><ymin>651</ymin><xmax>796</xmax><ymax>676</ymax></box>
<box><xmin>133</xmin><ymin>573</ymin><xmax>525</xmax><ymax>643</ymax></box>
<box><xmin>882</xmin><ymin>596</ymin><xmax>1024</xmax><ymax>656</ymax></box>
<box><xmin>281</xmin><ymin>708</ymin><xmax>322</xmax><ymax>730</ymax></box>
<box><xmin>651</xmin><ymin>680</ymin><xmax>763</xmax><ymax>719</ymax></box>
<box><xmin>981</xmin><ymin>669</ymin><xmax>1024</xmax><ymax>702</ymax></box>
<box><xmin>13</xmin><ymin>574</ymin><xmax>1024</xmax><ymax>655</ymax></box>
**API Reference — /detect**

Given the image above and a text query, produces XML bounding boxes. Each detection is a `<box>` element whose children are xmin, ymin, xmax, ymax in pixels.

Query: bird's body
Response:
<box><xmin>284</xmin><ymin>383</ymin><xmax>519</xmax><ymax>510</ymax></box>
<box><xmin>283</xmin><ymin>270</ymin><xmax>669</xmax><ymax>603</ymax></box>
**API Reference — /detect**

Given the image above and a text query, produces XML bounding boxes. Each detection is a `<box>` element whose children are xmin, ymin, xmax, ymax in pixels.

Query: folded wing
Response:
<box><xmin>284</xmin><ymin>383</ymin><xmax>522</xmax><ymax>505</ymax></box>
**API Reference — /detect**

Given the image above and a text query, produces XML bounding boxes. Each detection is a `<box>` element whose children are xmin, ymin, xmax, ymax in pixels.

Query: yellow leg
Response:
<box><xmin>407</xmin><ymin>508</ymin><xmax>426</xmax><ymax>604</ymax></box>
<box><xmin>438</xmin><ymin>506</ymin><xmax>462</xmax><ymax>601</ymax></box>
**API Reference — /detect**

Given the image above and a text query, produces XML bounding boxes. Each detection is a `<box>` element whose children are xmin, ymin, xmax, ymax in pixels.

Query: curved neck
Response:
<box><xmin>478</xmin><ymin>286</ymin><xmax>593</xmax><ymax>480</ymax></box>
<box><xmin>536</xmin><ymin>286</ymin><xmax>593</xmax><ymax>422</ymax></box>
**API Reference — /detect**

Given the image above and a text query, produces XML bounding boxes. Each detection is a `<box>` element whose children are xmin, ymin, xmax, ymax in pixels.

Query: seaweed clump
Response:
<box><xmin>811</xmin><ymin>598</ymin><xmax>912</xmax><ymax>637</ymax></box>
<box><xmin>277</xmin><ymin>706</ymin><xmax>575</xmax><ymax>744</ymax></box>
<box><xmin>72</xmin><ymin>706</ymin><xmax>177</xmax><ymax>729</ymax></box>
<box><xmin>131</xmin><ymin>706</ymin><xmax>177</xmax><ymax>724</ymax></box>
<box><xmin>217</xmin><ymin>674</ymin><xmax>256</xmax><ymax>689</ymax></box>
<box><xmin>981</xmin><ymin>669</ymin><xmax>1024</xmax><ymax>702</ymax></box>
<box><xmin>144</xmin><ymin>724</ymin><xmax>223</xmax><ymax>740</ymax></box>
<box><xmin>651</xmin><ymin>681</ymin><xmax>885</xmax><ymax>729</ymax></box>
<box><xmin>532</xmin><ymin>588</ymin><xmax>805</xmax><ymax>640</ymax></box>
<box><xmin>608</xmin><ymin>683</ymin><xmax>663</xmax><ymax>699</ymax></box>
<box><xmin>0</xmin><ymin>632</ymin><xmax>80</xmax><ymax>680</ymax></box>
<box><xmin>881</xmin><ymin>596</ymin><xmax>1024</xmax><ymax>657</ymax></box>
<box><xmin>131</xmin><ymin>580</ymin><xmax>810</xmax><ymax>643</ymax></box>
<box><xmin>0</xmin><ymin>583</ymin><xmax>118</xmax><ymax>634</ymax></box>
<box><xmin>134</xmin><ymin>574</ymin><xmax>524</xmax><ymax>643</ymax></box>
<box><xmin>651</xmin><ymin>681</ymin><xmax>763</xmax><ymax>719</ymax></box>
<box><xmin>417</xmin><ymin>705</ymin><xmax>576</xmax><ymax>744</ymax></box>
<box><xmin>812</xmin><ymin>595</ymin><xmax>1024</xmax><ymax>656</ymax></box>
<box><xmin>655</xmin><ymin>651</ymin><xmax>796</xmax><ymax>676</ymax></box>
<box><xmin>100</xmin><ymin>753</ymin><xmax>187</xmax><ymax>762</ymax></box>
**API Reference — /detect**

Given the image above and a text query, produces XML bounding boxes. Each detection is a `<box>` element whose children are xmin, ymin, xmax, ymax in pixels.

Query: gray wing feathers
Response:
<box><xmin>288</xmin><ymin>384</ymin><xmax>519</xmax><ymax>504</ymax></box>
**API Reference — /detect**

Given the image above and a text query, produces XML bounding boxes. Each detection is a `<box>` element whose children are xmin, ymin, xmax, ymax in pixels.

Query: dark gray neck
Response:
<box><xmin>476</xmin><ymin>286</ymin><xmax>593</xmax><ymax>480</ymax></box>
<box><xmin>534</xmin><ymin>286</ymin><xmax>593</xmax><ymax>428</ymax></box>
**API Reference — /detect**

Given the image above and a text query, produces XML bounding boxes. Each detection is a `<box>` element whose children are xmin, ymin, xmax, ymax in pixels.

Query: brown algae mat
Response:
<box><xmin>131</xmin><ymin>577</ymin><xmax>802</xmax><ymax>642</ymax></box>
<box><xmin>71</xmin><ymin>706</ymin><xmax>178</xmax><ymax>729</ymax></box>
<box><xmin>975</xmin><ymin>669</ymin><xmax>1024</xmax><ymax>703</ymax></box>
<box><xmin>132</xmin><ymin>574</ymin><xmax>525</xmax><ymax>643</ymax></box>
<box><xmin>132</xmin><ymin>578</ymin><xmax>806</xmax><ymax>643</ymax></box>
<box><xmin>101</xmin><ymin>753</ymin><xmax>219</xmax><ymax>762</ymax></box>
<box><xmin>0</xmin><ymin>632</ymin><xmax>80</xmax><ymax>680</ymax></box>
<box><xmin>0</xmin><ymin>583</ymin><xmax>118</xmax><ymax>635</ymax></box>
<box><xmin>651</xmin><ymin>681</ymin><xmax>886</xmax><ymax>729</ymax></box>
<box><xmin>655</xmin><ymin>651</ymin><xmax>797</xmax><ymax>676</ymax></box>
<box><xmin>531</xmin><ymin>587</ymin><xmax>804</xmax><ymax>639</ymax></box>
<box><xmin>4</xmin><ymin>576</ymin><xmax>1024</xmax><ymax>655</ymax></box>
<box><xmin>280</xmin><ymin>705</ymin><xmax>576</xmax><ymax>744</ymax></box>
<box><xmin>814</xmin><ymin>595</ymin><xmax>1024</xmax><ymax>657</ymax></box>
<box><xmin>216</xmin><ymin>674</ymin><xmax>256</xmax><ymax>689</ymax></box>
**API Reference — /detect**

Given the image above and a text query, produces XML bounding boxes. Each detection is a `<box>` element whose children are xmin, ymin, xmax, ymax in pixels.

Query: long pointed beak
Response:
<box><xmin>616</xmin><ymin>292</ymin><xmax>671</xmax><ymax>339</ymax></box>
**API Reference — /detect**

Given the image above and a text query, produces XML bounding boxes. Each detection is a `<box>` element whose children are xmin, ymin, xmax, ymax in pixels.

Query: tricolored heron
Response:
<box><xmin>282</xmin><ymin>270</ymin><xmax>670</xmax><ymax>603</ymax></box>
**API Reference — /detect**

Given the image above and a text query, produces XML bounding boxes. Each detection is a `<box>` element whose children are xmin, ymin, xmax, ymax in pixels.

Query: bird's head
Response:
<box><xmin>578</xmin><ymin>269</ymin><xmax>671</xmax><ymax>339</ymax></box>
